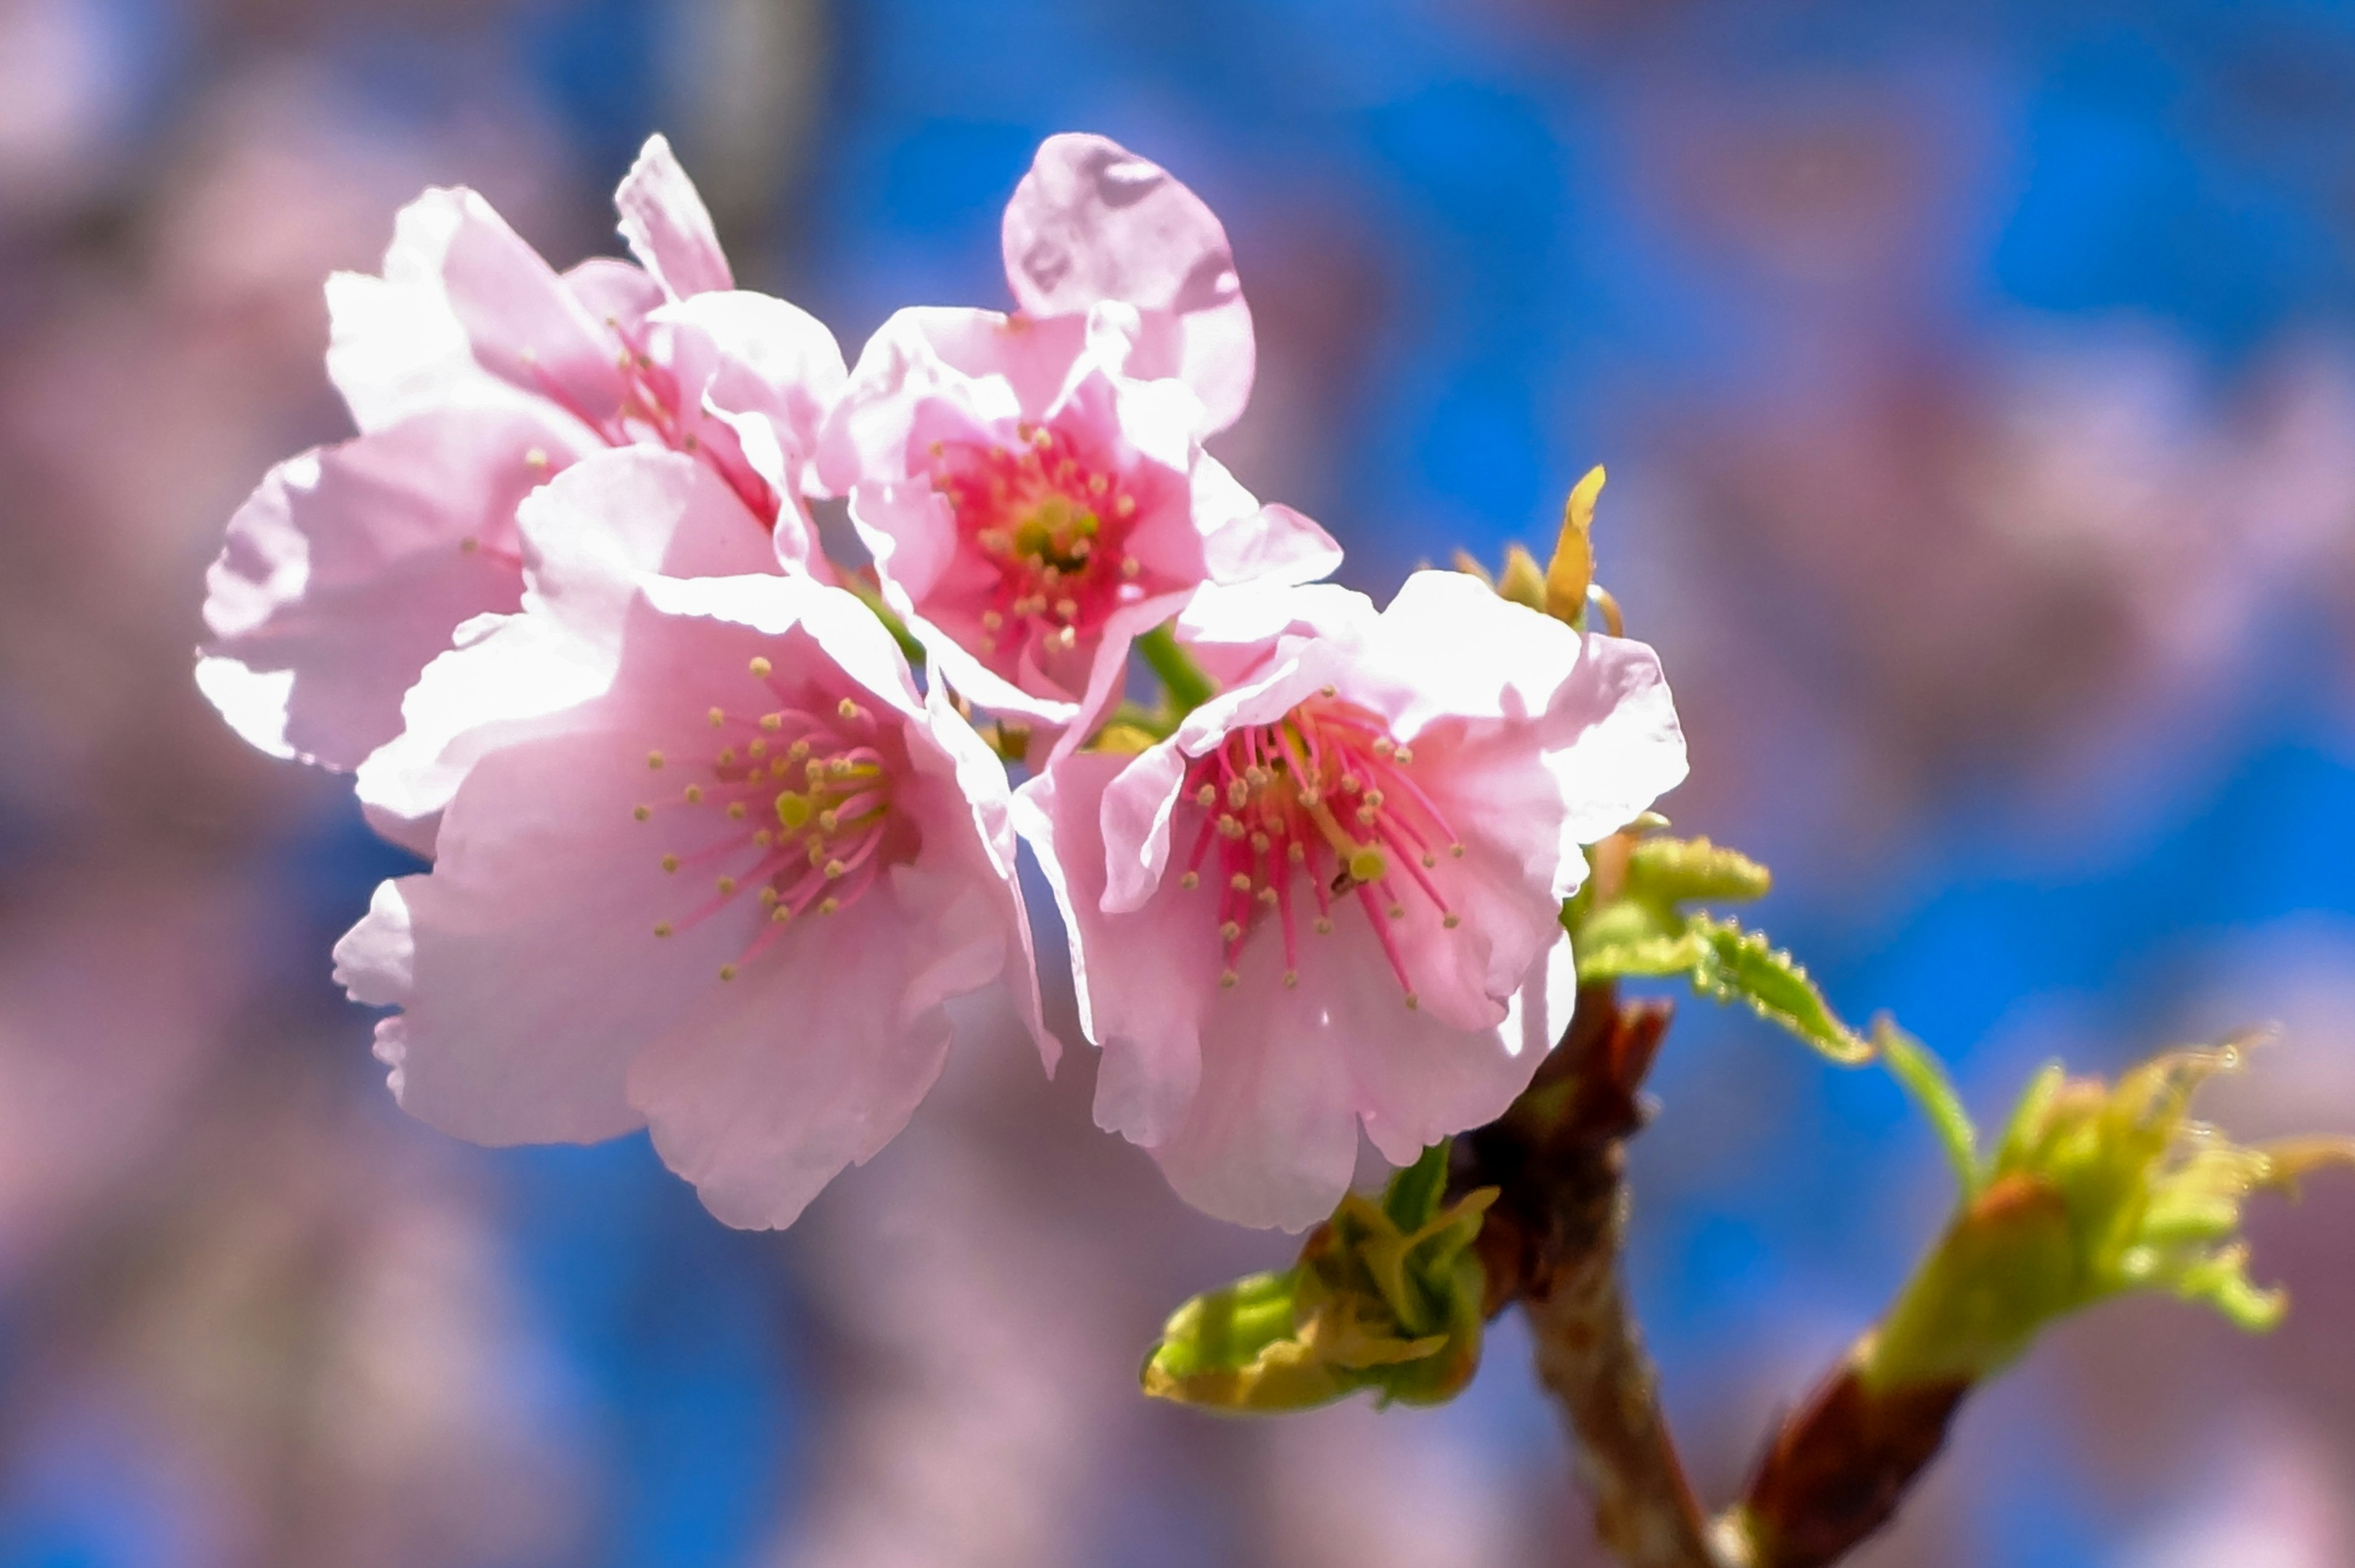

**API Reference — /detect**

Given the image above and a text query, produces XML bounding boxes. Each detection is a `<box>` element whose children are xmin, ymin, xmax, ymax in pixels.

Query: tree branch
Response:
<box><xmin>1719</xmin><ymin>1356</ymin><xmax>1968</xmax><ymax>1568</ymax></box>
<box><xmin>1455</xmin><ymin>985</ymin><xmax>1720</xmax><ymax>1568</ymax></box>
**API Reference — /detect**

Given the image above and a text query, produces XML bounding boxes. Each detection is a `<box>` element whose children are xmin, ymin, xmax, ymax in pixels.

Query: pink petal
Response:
<box><xmin>435</xmin><ymin>191</ymin><xmax>632</xmax><ymax>424</ymax></box>
<box><xmin>615</xmin><ymin>133</ymin><xmax>733</xmax><ymax>301</ymax></box>
<box><xmin>1043</xmin><ymin>593</ymin><xmax>1193</xmax><ymax>767</ymax></box>
<box><xmin>197</xmin><ymin>407</ymin><xmax>588</xmax><ymax>771</ymax></box>
<box><xmin>518</xmin><ymin>448</ymin><xmax>780</xmax><ymax>592</ymax></box>
<box><xmin>1331</xmin><ymin>930</ymin><xmax>1567</xmax><ymax>1171</ymax></box>
<box><xmin>323</xmin><ymin>192</ymin><xmax>498</xmax><ymax>432</ymax></box>
<box><xmin>1349</xmin><ymin>573</ymin><xmax>1687</xmax><ymax>893</ymax></box>
<box><xmin>352</xmin><ymin>605</ymin><xmax>615</xmax><ymax>857</ymax></box>
<box><xmin>919</xmin><ymin>678</ymin><xmax>1059</xmax><ymax>1073</ymax></box>
<box><xmin>344</xmin><ymin>569</ymin><xmax>1046</xmax><ymax>1230</ymax></box>
<box><xmin>335</xmin><ymin>724</ymin><xmax>727</xmax><ymax>1146</ymax></box>
<box><xmin>1199</xmin><ymin>500</ymin><xmax>1343</xmax><ymax>588</ymax></box>
<box><xmin>329</xmin><ymin>186</ymin><xmax>630</xmax><ymax>438</ymax></box>
<box><xmin>1171</xmin><ymin>579</ymin><xmax>1376</xmax><ymax>692</ymax></box>
<box><xmin>1349</xmin><ymin>568</ymin><xmax>1591</xmax><ymax>733</ymax></box>
<box><xmin>562</xmin><ymin>254</ymin><xmax>667</xmax><ymax>329</ymax></box>
<box><xmin>1001</xmin><ymin>133</ymin><xmax>1255</xmax><ymax>432</ymax></box>
<box><xmin>1352</xmin><ymin>814</ymin><xmax>1558</xmax><ymax>1033</ymax></box>
<box><xmin>627</xmin><ymin>866</ymin><xmax>992</xmax><ymax>1230</ymax></box>
<box><xmin>354</xmin><ymin>449</ymin><xmax>778</xmax><ymax>846</ymax></box>
<box><xmin>656</xmin><ymin>289</ymin><xmax>848</xmax><ymax>500</ymax></box>
<box><xmin>1535</xmin><ymin>632</ymin><xmax>1691</xmax><ymax>850</ymax></box>
<box><xmin>1014</xmin><ymin>755</ymin><xmax>1207</xmax><ymax>1146</ymax></box>
<box><xmin>1094</xmin><ymin>736</ymin><xmax>1192</xmax><ymax>916</ymax></box>
<box><xmin>1139</xmin><ymin>943</ymin><xmax>1358</xmax><ymax>1233</ymax></box>
<box><xmin>817</xmin><ymin>306</ymin><xmax>1090</xmax><ymax>494</ymax></box>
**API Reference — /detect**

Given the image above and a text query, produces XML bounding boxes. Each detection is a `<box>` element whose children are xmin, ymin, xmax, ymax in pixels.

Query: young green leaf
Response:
<box><xmin>1686</xmin><ymin>916</ymin><xmax>1874</xmax><ymax>1065</ymax></box>
<box><xmin>1875</xmin><ymin>1019</ymin><xmax>1982</xmax><ymax>1195</ymax></box>
<box><xmin>1563</xmin><ymin>833</ymin><xmax>1869</xmax><ymax>1065</ymax></box>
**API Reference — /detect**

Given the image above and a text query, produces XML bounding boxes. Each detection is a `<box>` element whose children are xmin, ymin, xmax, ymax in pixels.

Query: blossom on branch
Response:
<box><xmin>819</xmin><ymin>134</ymin><xmax>1337</xmax><ymax>735</ymax></box>
<box><xmin>198</xmin><ymin>134</ymin><xmax>844</xmax><ymax>782</ymax></box>
<box><xmin>1017</xmin><ymin>572</ymin><xmax>1688</xmax><ymax>1230</ymax></box>
<box><xmin>332</xmin><ymin>449</ymin><xmax>1051</xmax><ymax>1231</ymax></box>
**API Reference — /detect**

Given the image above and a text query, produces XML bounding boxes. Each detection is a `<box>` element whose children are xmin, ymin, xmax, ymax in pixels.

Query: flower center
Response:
<box><xmin>636</xmin><ymin>654</ymin><xmax>909</xmax><ymax>982</ymax></box>
<box><xmin>927</xmin><ymin>421</ymin><xmax>1150</xmax><ymax>664</ymax></box>
<box><xmin>1175</xmin><ymin>690</ymin><xmax>1464</xmax><ymax>1007</ymax></box>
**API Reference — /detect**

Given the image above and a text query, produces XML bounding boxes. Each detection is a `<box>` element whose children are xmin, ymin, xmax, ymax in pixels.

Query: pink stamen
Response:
<box><xmin>1355</xmin><ymin>882</ymin><xmax>1415</xmax><ymax>995</ymax></box>
<box><xmin>647</xmin><ymin>678</ymin><xmax>907</xmax><ymax>968</ymax></box>
<box><xmin>1380</xmin><ymin>823</ymin><xmax>1453</xmax><ymax>914</ymax></box>
<box><xmin>928</xmin><ymin>415</ymin><xmax>1155</xmax><ymax>671</ymax></box>
<box><xmin>1274</xmin><ymin>856</ymin><xmax>1299</xmax><ymax>976</ymax></box>
<box><xmin>1374</xmin><ymin>764</ymin><xmax>1460</xmax><ymax>847</ymax></box>
<box><xmin>1176</xmin><ymin>692</ymin><xmax>1455</xmax><ymax>1001</ymax></box>
<box><xmin>1184</xmin><ymin>813</ymin><xmax>1219</xmax><ymax>880</ymax></box>
<box><xmin>519</xmin><ymin>355</ymin><xmax>623</xmax><ymax>446</ymax></box>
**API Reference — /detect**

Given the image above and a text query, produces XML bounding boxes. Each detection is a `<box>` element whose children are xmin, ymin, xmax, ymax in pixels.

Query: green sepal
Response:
<box><xmin>1544</xmin><ymin>466</ymin><xmax>1605</xmax><ymax>624</ymax></box>
<box><xmin>1496</xmin><ymin>545</ymin><xmax>1548</xmax><ymax>613</ymax></box>
<box><xmin>1564</xmin><ymin>838</ymin><xmax>1867</xmax><ymax>1065</ymax></box>
<box><xmin>1142</xmin><ymin>1144</ymin><xmax>1496</xmax><ymax>1413</ymax></box>
<box><xmin>1863</xmin><ymin>1039</ymin><xmax>2355</xmax><ymax>1393</ymax></box>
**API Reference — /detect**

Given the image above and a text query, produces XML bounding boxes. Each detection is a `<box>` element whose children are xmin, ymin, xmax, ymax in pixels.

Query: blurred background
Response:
<box><xmin>3</xmin><ymin>0</ymin><xmax>2353</xmax><ymax>1563</ymax></box>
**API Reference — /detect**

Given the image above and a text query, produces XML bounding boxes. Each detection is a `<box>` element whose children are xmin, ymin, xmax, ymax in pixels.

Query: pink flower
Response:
<box><xmin>819</xmin><ymin>134</ymin><xmax>1337</xmax><ymax>733</ymax></box>
<box><xmin>332</xmin><ymin>448</ymin><xmax>1053</xmax><ymax>1230</ymax></box>
<box><xmin>198</xmin><ymin>134</ymin><xmax>844</xmax><ymax>784</ymax></box>
<box><xmin>1015</xmin><ymin>573</ymin><xmax>1688</xmax><ymax>1230</ymax></box>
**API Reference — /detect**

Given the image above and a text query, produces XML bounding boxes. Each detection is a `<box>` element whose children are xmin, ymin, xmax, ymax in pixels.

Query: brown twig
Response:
<box><xmin>1457</xmin><ymin>984</ymin><xmax>1988</xmax><ymax>1568</ymax></box>
<box><xmin>1455</xmin><ymin>985</ymin><xmax>1720</xmax><ymax>1568</ymax></box>
<box><xmin>1722</xmin><ymin>1357</ymin><xmax>1969</xmax><ymax>1568</ymax></box>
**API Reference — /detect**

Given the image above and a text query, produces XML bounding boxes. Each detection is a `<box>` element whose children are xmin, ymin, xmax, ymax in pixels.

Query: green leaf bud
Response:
<box><xmin>1863</xmin><ymin>1037</ymin><xmax>2355</xmax><ymax>1392</ymax></box>
<box><xmin>1142</xmin><ymin>1143</ymin><xmax>1496</xmax><ymax>1413</ymax></box>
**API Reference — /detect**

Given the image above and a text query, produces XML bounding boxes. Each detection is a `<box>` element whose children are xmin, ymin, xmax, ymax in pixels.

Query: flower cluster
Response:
<box><xmin>199</xmin><ymin>131</ymin><xmax>1688</xmax><ymax>1231</ymax></box>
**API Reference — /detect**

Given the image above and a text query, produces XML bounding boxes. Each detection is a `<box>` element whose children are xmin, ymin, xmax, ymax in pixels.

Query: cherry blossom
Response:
<box><xmin>198</xmin><ymin>134</ymin><xmax>844</xmax><ymax>781</ymax></box>
<box><xmin>332</xmin><ymin>449</ymin><xmax>1052</xmax><ymax>1231</ymax></box>
<box><xmin>820</xmin><ymin>135</ymin><xmax>1337</xmax><ymax>735</ymax></box>
<box><xmin>1016</xmin><ymin>573</ymin><xmax>1688</xmax><ymax>1230</ymax></box>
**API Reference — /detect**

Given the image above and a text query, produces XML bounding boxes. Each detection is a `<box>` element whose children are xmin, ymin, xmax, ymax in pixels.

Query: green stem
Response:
<box><xmin>841</xmin><ymin>573</ymin><xmax>926</xmax><ymax>667</ymax></box>
<box><xmin>1136</xmin><ymin>622</ymin><xmax>1215</xmax><ymax>718</ymax></box>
